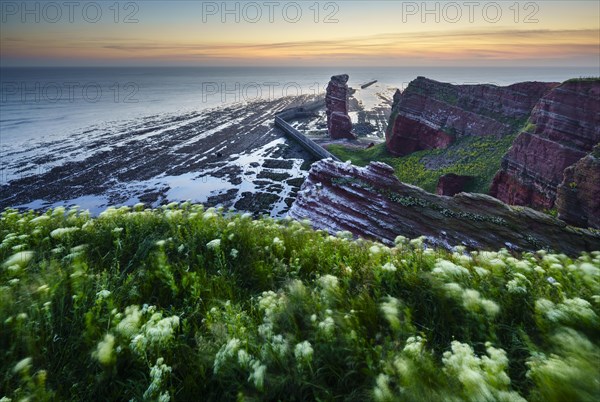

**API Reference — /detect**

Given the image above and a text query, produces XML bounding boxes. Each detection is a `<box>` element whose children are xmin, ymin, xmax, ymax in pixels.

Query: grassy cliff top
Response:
<box><xmin>328</xmin><ymin>133</ymin><xmax>516</xmax><ymax>194</ymax></box>
<box><xmin>2</xmin><ymin>205</ymin><xmax>599</xmax><ymax>401</ymax></box>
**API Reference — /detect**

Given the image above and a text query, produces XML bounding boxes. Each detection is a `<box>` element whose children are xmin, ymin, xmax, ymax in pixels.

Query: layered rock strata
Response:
<box><xmin>490</xmin><ymin>80</ymin><xmax>600</xmax><ymax>210</ymax></box>
<box><xmin>386</xmin><ymin>77</ymin><xmax>557</xmax><ymax>156</ymax></box>
<box><xmin>288</xmin><ymin>159</ymin><xmax>600</xmax><ymax>255</ymax></box>
<box><xmin>326</xmin><ymin>74</ymin><xmax>355</xmax><ymax>140</ymax></box>
<box><xmin>556</xmin><ymin>146</ymin><xmax>600</xmax><ymax>229</ymax></box>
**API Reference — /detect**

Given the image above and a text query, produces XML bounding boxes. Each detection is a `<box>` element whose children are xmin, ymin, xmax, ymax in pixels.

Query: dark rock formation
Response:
<box><xmin>556</xmin><ymin>146</ymin><xmax>600</xmax><ymax>229</ymax></box>
<box><xmin>386</xmin><ymin>77</ymin><xmax>557</xmax><ymax>156</ymax></box>
<box><xmin>288</xmin><ymin>159</ymin><xmax>600</xmax><ymax>255</ymax></box>
<box><xmin>326</xmin><ymin>74</ymin><xmax>355</xmax><ymax>139</ymax></box>
<box><xmin>490</xmin><ymin>80</ymin><xmax>600</xmax><ymax>210</ymax></box>
<box><xmin>437</xmin><ymin>174</ymin><xmax>474</xmax><ymax>196</ymax></box>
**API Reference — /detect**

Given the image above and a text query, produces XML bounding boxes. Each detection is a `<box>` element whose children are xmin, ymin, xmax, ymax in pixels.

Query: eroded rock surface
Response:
<box><xmin>288</xmin><ymin>159</ymin><xmax>599</xmax><ymax>255</ymax></box>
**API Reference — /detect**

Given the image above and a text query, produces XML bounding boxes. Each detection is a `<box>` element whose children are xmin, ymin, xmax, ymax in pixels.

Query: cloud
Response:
<box><xmin>2</xmin><ymin>27</ymin><xmax>598</xmax><ymax>65</ymax></box>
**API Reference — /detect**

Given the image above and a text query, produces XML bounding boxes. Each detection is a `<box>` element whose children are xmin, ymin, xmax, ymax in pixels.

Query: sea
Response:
<box><xmin>1</xmin><ymin>66</ymin><xmax>598</xmax><ymax>148</ymax></box>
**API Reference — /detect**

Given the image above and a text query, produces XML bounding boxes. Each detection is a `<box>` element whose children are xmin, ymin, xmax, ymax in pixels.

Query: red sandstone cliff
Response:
<box><xmin>490</xmin><ymin>80</ymin><xmax>600</xmax><ymax>210</ymax></box>
<box><xmin>288</xmin><ymin>159</ymin><xmax>600</xmax><ymax>255</ymax></box>
<box><xmin>385</xmin><ymin>77</ymin><xmax>557</xmax><ymax>156</ymax></box>
<box><xmin>326</xmin><ymin>74</ymin><xmax>355</xmax><ymax>140</ymax></box>
<box><xmin>555</xmin><ymin>145</ymin><xmax>600</xmax><ymax>229</ymax></box>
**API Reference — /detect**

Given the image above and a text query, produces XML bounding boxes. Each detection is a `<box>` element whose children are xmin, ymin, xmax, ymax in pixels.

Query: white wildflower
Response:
<box><xmin>116</xmin><ymin>305</ymin><xmax>142</xmax><ymax>337</ymax></box>
<box><xmin>474</xmin><ymin>266</ymin><xmax>490</xmax><ymax>277</ymax></box>
<box><xmin>579</xmin><ymin>262</ymin><xmax>600</xmax><ymax>277</ymax></box>
<box><xmin>143</xmin><ymin>358</ymin><xmax>172</xmax><ymax>401</ymax></box>
<box><xmin>294</xmin><ymin>341</ymin><xmax>313</xmax><ymax>363</ymax></box>
<box><xmin>214</xmin><ymin>338</ymin><xmax>241</xmax><ymax>373</ymax></box>
<box><xmin>394</xmin><ymin>235</ymin><xmax>408</xmax><ymax>246</ymax></box>
<box><xmin>96</xmin><ymin>289</ymin><xmax>111</xmax><ymax>299</ymax></box>
<box><xmin>230</xmin><ymin>248</ymin><xmax>239</xmax><ymax>258</ymax></box>
<box><xmin>237</xmin><ymin>349</ymin><xmax>252</xmax><ymax>367</ymax></box>
<box><xmin>258</xmin><ymin>291</ymin><xmax>281</xmax><ymax>320</ymax></box>
<box><xmin>443</xmin><ymin>282</ymin><xmax>463</xmax><ymax>297</ymax></box>
<box><xmin>318</xmin><ymin>316</ymin><xmax>335</xmax><ymax>337</ymax></box>
<box><xmin>206</xmin><ymin>239</ymin><xmax>221</xmax><ymax>250</ymax></box>
<box><xmin>369</xmin><ymin>245</ymin><xmax>382</xmax><ymax>255</ymax></box>
<box><xmin>248</xmin><ymin>360</ymin><xmax>267</xmax><ymax>390</ymax></box>
<box><xmin>36</xmin><ymin>284</ymin><xmax>50</xmax><ymax>293</ymax></box>
<box><xmin>30</xmin><ymin>215</ymin><xmax>50</xmax><ymax>224</ymax></box>
<box><xmin>381</xmin><ymin>262</ymin><xmax>397</xmax><ymax>272</ymax></box>
<box><xmin>403</xmin><ymin>336</ymin><xmax>425</xmax><ymax>357</ymax></box>
<box><xmin>374</xmin><ymin>373</ymin><xmax>393</xmax><ymax>402</ymax></box>
<box><xmin>380</xmin><ymin>296</ymin><xmax>401</xmax><ymax>330</ymax></box>
<box><xmin>462</xmin><ymin>289</ymin><xmax>499</xmax><ymax>318</ymax></box>
<box><xmin>409</xmin><ymin>236</ymin><xmax>426</xmax><ymax>248</ymax></box>
<box><xmin>94</xmin><ymin>334</ymin><xmax>115</xmax><ymax>365</ymax></box>
<box><xmin>50</xmin><ymin>227</ymin><xmax>79</xmax><ymax>239</ymax></box>
<box><xmin>3</xmin><ymin>251</ymin><xmax>34</xmax><ymax>268</ymax></box>
<box><xmin>203</xmin><ymin>208</ymin><xmax>218</xmax><ymax>220</ymax></box>
<box><xmin>318</xmin><ymin>274</ymin><xmax>339</xmax><ymax>303</ymax></box>
<box><xmin>432</xmin><ymin>259</ymin><xmax>470</xmax><ymax>280</ymax></box>
<box><xmin>13</xmin><ymin>357</ymin><xmax>32</xmax><ymax>374</ymax></box>
<box><xmin>270</xmin><ymin>334</ymin><xmax>289</xmax><ymax>358</ymax></box>
<box><xmin>144</xmin><ymin>315</ymin><xmax>180</xmax><ymax>344</ymax></box>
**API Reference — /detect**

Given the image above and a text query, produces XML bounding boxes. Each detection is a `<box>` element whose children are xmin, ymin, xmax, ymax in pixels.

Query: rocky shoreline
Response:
<box><xmin>0</xmin><ymin>95</ymin><xmax>319</xmax><ymax>217</ymax></box>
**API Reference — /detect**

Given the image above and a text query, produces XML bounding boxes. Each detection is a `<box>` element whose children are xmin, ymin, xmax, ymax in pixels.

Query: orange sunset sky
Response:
<box><xmin>1</xmin><ymin>1</ymin><xmax>599</xmax><ymax>67</ymax></box>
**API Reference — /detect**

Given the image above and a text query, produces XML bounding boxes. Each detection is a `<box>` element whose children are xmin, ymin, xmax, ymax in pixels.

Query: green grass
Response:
<box><xmin>1</xmin><ymin>205</ymin><xmax>599</xmax><ymax>401</ymax></box>
<box><xmin>565</xmin><ymin>77</ymin><xmax>600</xmax><ymax>83</ymax></box>
<box><xmin>328</xmin><ymin>134</ymin><xmax>517</xmax><ymax>194</ymax></box>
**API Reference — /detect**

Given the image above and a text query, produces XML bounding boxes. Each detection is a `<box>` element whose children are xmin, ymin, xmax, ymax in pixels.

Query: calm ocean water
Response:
<box><xmin>1</xmin><ymin>66</ymin><xmax>598</xmax><ymax>146</ymax></box>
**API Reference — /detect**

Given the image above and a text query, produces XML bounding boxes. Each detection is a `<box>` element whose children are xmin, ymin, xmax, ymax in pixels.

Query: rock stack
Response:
<box><xmin>326</xmin><ymin>74</ymin><xmax>355</xmax><ymax>140</ymax></box>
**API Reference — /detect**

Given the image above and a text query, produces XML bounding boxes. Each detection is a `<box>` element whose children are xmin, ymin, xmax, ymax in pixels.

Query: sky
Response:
<box><xmin>1</xmin><ymin>0</ymin><xmax>599</xmax><ymax>67</ymax></box>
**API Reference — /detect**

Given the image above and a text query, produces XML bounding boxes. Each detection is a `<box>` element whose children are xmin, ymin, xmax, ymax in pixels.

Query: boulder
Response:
<box><xmin>436</xmin><ymin>174</ymin><xmax>474</xmax><ymax>196</ymax></box>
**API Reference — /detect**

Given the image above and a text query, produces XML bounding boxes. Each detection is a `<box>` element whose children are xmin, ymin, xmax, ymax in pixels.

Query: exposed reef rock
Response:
<box><xmin>288</xmin><ymin>159</ymin><xmax>600</xmax><ymax>255</ymax></box>
<box><xmin>490</xmin><ymin>80</ymin><xmax>600</xmax><ymax>210</ymax></box>
<box><xmin>326</xmin><ymin>74</ymin><xmax>355</xmax><ymax>140</ymax></box>
<box><xmin>437</xmin><ymin>174</ymin><xmax>474</xmax><ymax>196</ymax></box>
<box><xmin>386</xmin><ymin>77</ymin><xmax>557</xmax><ymax>156</ymax></box>
<box><xmin>556</xmin><ymin>146</ymin><xmax>600</xmax><ymax>229</ymax></box>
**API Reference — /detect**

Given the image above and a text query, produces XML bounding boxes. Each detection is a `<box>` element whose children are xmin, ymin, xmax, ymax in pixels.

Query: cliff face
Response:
<box><xmin>288</xmin><ymin>159</ymin><xmax>600</xmax><ymax>255</ymax></box>
<box><xmin>326</xmin><ymin>74</ymin><xmax>355</xmax><ymax>140</ymax></box>
<box><xmin>386</xmin><ymin>77</ymin><xmax>557</xmax><ymax>156</ymax></box>
<box><xmin>556</xmin><ymin>146</ymin><xmax>600</xmax><ymax>229</ymax></box>
<box><xmin>490</xmin><ymin>80</ymin><xmax>600</xmax><ymax>210</ymax></box>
